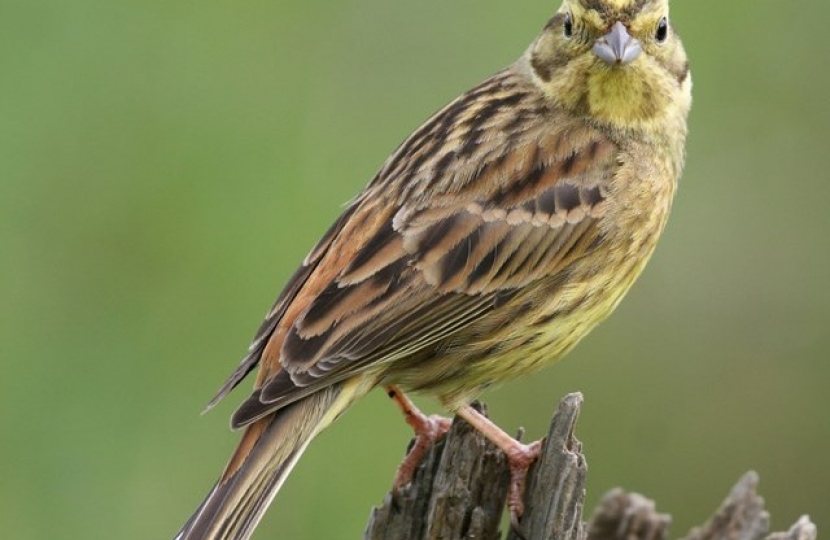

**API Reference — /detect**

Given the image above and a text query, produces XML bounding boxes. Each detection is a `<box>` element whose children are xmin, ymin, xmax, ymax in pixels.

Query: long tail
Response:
<box><xmin>175</xmin><ymin>384</ymin><xmax>351</xmax><ymax>540</ymax></box>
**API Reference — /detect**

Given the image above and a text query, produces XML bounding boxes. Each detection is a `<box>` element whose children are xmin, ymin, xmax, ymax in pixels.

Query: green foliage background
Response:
<box><xmin>2</xmin><ymin>1</ymin><xmax>828</xmax><ymax>538</ymax></box>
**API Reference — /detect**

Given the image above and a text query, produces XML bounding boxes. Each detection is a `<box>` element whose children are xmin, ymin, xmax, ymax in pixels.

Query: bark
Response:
<box><xmin>364</xmin><ymin>394</ymin><xmax>817</xmax><ymax>540</ymax></box>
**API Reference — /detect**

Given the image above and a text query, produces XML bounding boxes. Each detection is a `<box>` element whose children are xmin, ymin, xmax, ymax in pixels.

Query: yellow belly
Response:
<box><xmin>385</xmin><ymin>245</ymin><xmax>650</xmax><ymax>409</ymax></box>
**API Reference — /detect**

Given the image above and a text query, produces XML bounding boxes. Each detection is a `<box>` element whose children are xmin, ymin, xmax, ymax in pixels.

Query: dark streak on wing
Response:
<box><xmin>491</xmin><ymin>160</ymin><xmax>545</xmax><ymax>205</ymax></box>
<box><xmin>537</xmin><ymin>188</ymin><xmax>558</xmax><ymax>215</ymax></box>
<box><xmin>583</xmin><ymin>185</ymin><xmax>603</xmax><ymax>206</ymax></box>
<box><xmin>341</xmin><ymin>219</ymin><xmax>399</xmax><ymax>281</ymax></box>
<box><xmin>561</xmin><ymin>152</ymin><xmax>578</xmax><ymax>176</ymax></box>
<box><xmin>468</xmin><ymin>244</ymin><xmax>500</xmax><ymax>286</ymax></box>
<box><xmin>556</xmin><ymin>183</ymin><xmax>581</xmax><ymax>212</ymax></box>
<box><xmin>440</xmin><ymin>229</ymin><xmax>479</xmax><ymax>285</ymax></box>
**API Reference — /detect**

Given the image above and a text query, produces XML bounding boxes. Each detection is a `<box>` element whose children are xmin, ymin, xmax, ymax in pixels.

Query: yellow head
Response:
<box><xmin>528</xmin><ymin>0</ymin><xmax>691</xmax><ymax>131</ymax></box>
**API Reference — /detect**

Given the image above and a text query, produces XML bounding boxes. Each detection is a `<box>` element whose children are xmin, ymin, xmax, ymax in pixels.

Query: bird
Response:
<box><xmin>175</xmin><ymin>0</ymin><xmax>691</xmax><ymax>538</ymax></box>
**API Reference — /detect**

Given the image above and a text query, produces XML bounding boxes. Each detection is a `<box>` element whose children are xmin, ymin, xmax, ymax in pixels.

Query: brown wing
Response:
<box><xmin>218</xmin><ymin>70</ymin><xmax>619</xmax><ymax>429</ymax></box>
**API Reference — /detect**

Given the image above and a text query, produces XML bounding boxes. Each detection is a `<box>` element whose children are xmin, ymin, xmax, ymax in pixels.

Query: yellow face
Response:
<box><xmin>529</xmin><ymin>0</ymin><xmax>691</xmax><ymax>130</ymax></box>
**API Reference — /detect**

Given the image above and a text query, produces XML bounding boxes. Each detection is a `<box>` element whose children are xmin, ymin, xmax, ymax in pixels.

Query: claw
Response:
<box><xmin>506</xmin><ymin>439</ymin><xmax>542</xmax><ymax>524</ymax></box>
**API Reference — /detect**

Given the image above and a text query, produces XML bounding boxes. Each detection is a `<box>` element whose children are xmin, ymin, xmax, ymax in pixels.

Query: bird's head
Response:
<box><xmin>527</xmin><ymin>0</ymin><xmax>691</xmax><ymax>131</ymax></box>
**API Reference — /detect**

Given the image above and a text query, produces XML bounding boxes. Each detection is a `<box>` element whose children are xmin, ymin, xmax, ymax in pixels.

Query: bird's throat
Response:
<box><xmin>586</xmin><ymin>68</ymin><xmax>661</xmax><ymax>130</ymax></box>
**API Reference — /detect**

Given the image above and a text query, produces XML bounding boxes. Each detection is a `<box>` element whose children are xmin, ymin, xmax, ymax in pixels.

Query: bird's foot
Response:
<box><xmin>386</xmin><ymin>386</ymin><xmax>452</xmax><ymax>491</ymax></box>
<box><xmin>505</xmin><ymin>438</ymin><xmax>542</xmax><ymax>532</ymax></box>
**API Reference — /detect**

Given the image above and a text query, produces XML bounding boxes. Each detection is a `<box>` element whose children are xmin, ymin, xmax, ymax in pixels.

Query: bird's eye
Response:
<box><xmin>655</xmin><ymin>17</ymin><xmax>668</xmax><ymax>43</ymax></box>
<box><xmin>563</xmin><ymin>13</ymin><xmax>573</xmax><ymax>38</ymax></box>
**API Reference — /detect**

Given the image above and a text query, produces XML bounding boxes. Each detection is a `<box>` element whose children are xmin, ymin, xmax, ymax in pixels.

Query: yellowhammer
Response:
<box><xmin>177</xmin><ymin>1</ymin><xmax>691</xmax><ymax>538</ymax></box>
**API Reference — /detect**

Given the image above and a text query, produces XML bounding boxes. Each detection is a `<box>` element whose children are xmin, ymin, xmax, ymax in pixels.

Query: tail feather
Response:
<box><xmin>175</xmin><ymin>384</ymin><xmax>348</xmax><ymax>540</ymax></box>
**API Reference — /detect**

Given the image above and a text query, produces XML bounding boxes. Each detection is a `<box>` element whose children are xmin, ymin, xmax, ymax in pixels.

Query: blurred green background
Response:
<box><xmin>2</xmin><ymin>0</ymin><xmax>828</xmax><ymax>538</ymax></box>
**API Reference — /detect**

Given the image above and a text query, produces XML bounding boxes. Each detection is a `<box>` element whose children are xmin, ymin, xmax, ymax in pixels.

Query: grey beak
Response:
<box><xmin>593</xmin><ymin>21</ymin><xmax>642</xmax><ymax>65</ymax></box>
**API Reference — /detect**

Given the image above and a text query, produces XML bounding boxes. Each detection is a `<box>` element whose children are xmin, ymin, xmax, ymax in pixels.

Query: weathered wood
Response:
<box><xmin>766</xmin><ymin>517</ymin><xmax>818</xmax><ymax>540</ymax></box>
<box><xmin>506</xmin><ymin>393</ymin><xmax>587</xmax><ymax>540</ymax></box>
<box><xmin>364</xmin><ymin>402</ymin><xmax>511</xmax><ymax>540</ymax></box>
<box><xmin>587</xmin><ymin>489</ymin><xmax>670</xmax><ymax>540</ymax></box>
<box><xmin>364</xmin><ymin>395</ymin><xmax>817</xmax><ymax>540</ymax></box>
<box><xmin>680</xmin><ymin>472</ymin><xmax>817</xmax><ymax>540</ymax></box>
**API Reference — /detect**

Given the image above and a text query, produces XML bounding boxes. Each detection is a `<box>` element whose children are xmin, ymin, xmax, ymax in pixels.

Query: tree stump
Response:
<box><xmin>364</xmin><ymin>393</ymin><xmax>817</xmax><ymax>540</ymax></box>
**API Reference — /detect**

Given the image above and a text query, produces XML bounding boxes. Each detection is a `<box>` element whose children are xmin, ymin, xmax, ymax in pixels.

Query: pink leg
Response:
<box><xmin>386</xmin><ymin>386</ymin><xmax>452</xmax><ymax>490</ymax></box>
<box><xmin>454</xmin><ymin>404</ymin><xmax>542</xmax><ymax>528</ymax></box>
